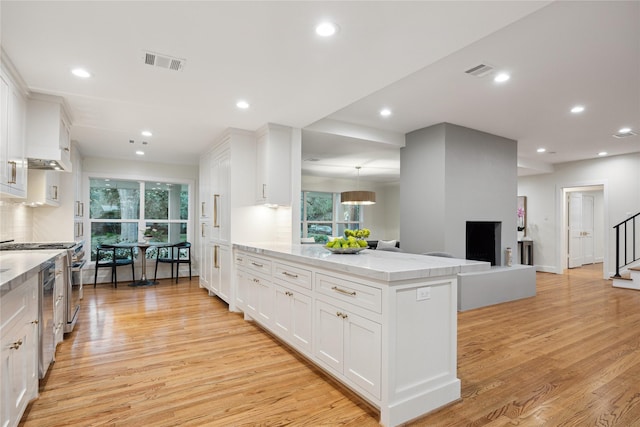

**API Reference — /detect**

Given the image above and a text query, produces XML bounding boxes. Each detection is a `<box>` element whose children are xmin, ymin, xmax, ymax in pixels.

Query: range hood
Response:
<box><xmin>26</xmin><ymin>94</ymin><xmax>73</xmax><ymax>172</ymax></box>
<box><xmin>28</xmin><ymin>158</ymin><xmax>65</xmax><ymax>170</ymax></box>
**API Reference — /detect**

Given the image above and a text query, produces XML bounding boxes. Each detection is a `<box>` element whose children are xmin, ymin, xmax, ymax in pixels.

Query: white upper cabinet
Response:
<box><xmin>0</xmin><ymin>65</ymin><xmax>28</xmax><ymax>198</ymax></box>
<box><xmin>255</xmin><ymin>123</ymin><xmax>296</xmax><ymax>206</ymax></box>
<box><xmin>26</xmin><ymin>169</ymin><xmax>61</xmax><ymax>207</ymax></box>
<box><xmin>26</xmin><ymin>93</ymin><xmax>72</xmax><ymax>171</ymax></box>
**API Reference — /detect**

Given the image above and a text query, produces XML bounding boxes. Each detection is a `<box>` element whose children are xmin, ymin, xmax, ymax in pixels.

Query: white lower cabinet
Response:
<box><xmin>273</xmin><ymin>283</ymin><xmax>312</xmax><ymax>354</ymax></box>
<box><xmin>315</xmin><ymin>298</ymin><xmax>381</xmax><ymax>400</ymax></box>
<box><xmin>246</xmin><ymin>272</ymin><xmax>273</xmax><ymax>328</ymax></box>
<box><xmin>54</xmin><ymin>256</ymin><xmax>65</xmax><ymax>346</ymax></box>
<box><xmin>1</xmin><ymin>275</ymin><xmax>39</xmax><ymax>427</ymax></box>
<box><xmin>210</xmin><ymin>243</ymin><xmax>230</xmax><ymax>303</ymax></box>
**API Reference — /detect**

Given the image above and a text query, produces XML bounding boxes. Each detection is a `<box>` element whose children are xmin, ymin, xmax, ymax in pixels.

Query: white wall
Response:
<box><xmin>301</xmin><ymin>175</ymin><xmax>400</xmax><ymax>240</ymax></box>
<box><xmin>0</xmin><ymin>201</ymin><xmax>33</xmax><ymax>242</ymax></box>
<box><xmin>517</xmin><ymin>153</ymin><xmax>640</xmax><ymax>276</ymax></box>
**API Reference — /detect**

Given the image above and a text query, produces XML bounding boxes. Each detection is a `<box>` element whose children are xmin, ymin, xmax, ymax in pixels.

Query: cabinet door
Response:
<box><xmin>198</xmin><ymin>232</ymin><xmax>211</xmax><ymax>290</ymax></box>
<box><xmin>344</xmin><ymin>311</ymin><xmax>381</xmax><ymax>399</ymax></box>
<box><xmin>273</xmin><ymin>284</ymin><xmax>293</xmax><ymax>337</ymax></box>
<box><xmin>256</xmin><ymin>275</ymin><xmax>273</xmax><ymax>327</ymax></box>
<box><xmin>235</xmin><ymin>268</ymin><xmax>248</xmax><ymax>311</ymax></box>
<box><xmin>255</xmin><ymin>124</ymin><xmax>292</xmax><ymax>206</ymax></box>
<box><xmin>210</xmin><ymin>244</ymin><xmax>220</xmax><ymax>294</ymax></box>
<box><xmin>0</xmin><ymin>72</ymin><xmax>27</xmax><ymax>198</ymax></box>
<box><xmin>290</xmin><ymin>289</ymin><xmax>312</xmax><ymax>353</ymax></box>
<box><xmin>217</xmin><ymin>244</ymin><xmax>231</xmax><ymax>303</ymax></box>
<box><xmin>315</xmin><ymin>299</ymin><xmax>345</xmax><ymax>375</ymax></box>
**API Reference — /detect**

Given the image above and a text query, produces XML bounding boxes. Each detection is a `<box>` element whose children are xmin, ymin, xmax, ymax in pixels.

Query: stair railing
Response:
<box><xmin>613</xmin><ymin>212</ymin><xmax>640</xmax><ymax>277</ymax></box>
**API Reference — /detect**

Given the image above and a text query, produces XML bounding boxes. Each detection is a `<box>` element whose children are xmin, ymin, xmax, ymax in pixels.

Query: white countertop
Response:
<box><xmin>234</xmin><ymin>242</ymin><xmax>490</xmax><ymax>282</ymax></box>
<box><xmin>0</xmin><ymin>250</ymin><xmax>65</xmax><ymax>294</ymax></box>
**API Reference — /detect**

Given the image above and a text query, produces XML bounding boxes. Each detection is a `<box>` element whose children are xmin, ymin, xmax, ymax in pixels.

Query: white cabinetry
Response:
<box><xmin>0</xmin><ymin>64</ymin><xmax>28</xmax><ymax>199</ymax></box>
<box><xmin>255</xmin><ymin>123</ymin><xmax>294</xmax><ymax>206</ymax></box>
<box><xmin>198</xmin><ymin>129</ymin><xmax>256</xmax><ymax>309</ymax></box>
<box><xmin>72</xmin><ymin>143</ymin><xmax>84</xmax><ymax>240</ymax></box>
<box><xmin>26</xmin><ymin>94</ymin><xmax>72</xmax><ymax>171</ymax></box>
<box><xmin>26</xmin><ymin>169</ymin><xmax>61</xmax><ymax>206</ymax></box>
<box><xmin>54</xmin><ymin>256</ymin><xmax>66</xmax><ymax>346</ymax></box>
<box><xmin>315</xmin><ymin>298</ymin><xmax>381</xmax><ymax>399</ymax></box>
<box><xmin>234</xmin><ymin>245</ymin><xmax>461</xmax><ymax>427</ymax></box>
<box><xmin>1</xmin><ymin>274</ymin><xmax>39</xmax><ymax>427</ymax></box>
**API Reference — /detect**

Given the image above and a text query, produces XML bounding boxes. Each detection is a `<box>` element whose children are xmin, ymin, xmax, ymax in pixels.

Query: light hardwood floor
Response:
<box><xmin>19</xmin><ymin>264</ymin><xmax>640</xmax><ymax>426</ymax></box>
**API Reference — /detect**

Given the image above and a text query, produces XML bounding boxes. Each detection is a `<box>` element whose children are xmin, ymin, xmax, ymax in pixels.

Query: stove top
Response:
<box><xmin>0</xmin><ymin>242</ymin><xmax>77</xmax><ymax>251</ymax></box>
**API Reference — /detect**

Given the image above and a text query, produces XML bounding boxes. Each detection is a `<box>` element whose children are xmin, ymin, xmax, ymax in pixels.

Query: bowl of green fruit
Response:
<box><xmin>324</xmin><ymin>229</ymin><xmax>370</xmax><ymax>254</ymax></box>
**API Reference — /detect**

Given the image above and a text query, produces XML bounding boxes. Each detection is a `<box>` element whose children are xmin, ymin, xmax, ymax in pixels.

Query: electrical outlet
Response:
<box><xmin>416</xmin><ymin>287</ymin><xmax>431</xmax><ymax>301</ymax></box>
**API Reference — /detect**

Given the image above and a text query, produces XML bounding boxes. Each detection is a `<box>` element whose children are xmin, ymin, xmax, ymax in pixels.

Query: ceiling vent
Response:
<box><xmin>142</xmin><ymin>50</ymin><xmax>185</xmax><ymax>72</ymax></box>
<box><xmin>464</xmin><ymin>63</ymin><xmax>494</xmax><ymax>78</ymax></box>
<box><xmin>613</xmin><ymin>131</ymin><xmax>637</xmax><ymax>139</ymax></box>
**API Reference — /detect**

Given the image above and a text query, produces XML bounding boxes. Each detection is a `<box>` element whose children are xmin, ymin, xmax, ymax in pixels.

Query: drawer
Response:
<box><xmin>245</xmin><ymin>255</ymin><xmax>272</xmax><ymax>276</ymax></box>
<box><xmin>315</xmin><ymin>273</ymin><xmax>382</xmax><ymax>314</ymax></box>
<box><xmin>274</xmin><ymin>262</ymin><xmax>312</xmax><ymax>290</ymax></box>
<box><xmin>234</xmin><ymin>252</ymin><xmax>247</xmax><ymax>267</ymax></box>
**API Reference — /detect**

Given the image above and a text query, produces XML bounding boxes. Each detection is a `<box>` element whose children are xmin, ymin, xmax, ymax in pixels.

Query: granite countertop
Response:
<box><xmin>234</xmin><ymin>242</ymin><xmax>490</xmax><ymax>282</ymax></box>
<box><xmin>0</xmin><ymin>250</ymin><xmax>65</xmax><ymax>295</ymax></box>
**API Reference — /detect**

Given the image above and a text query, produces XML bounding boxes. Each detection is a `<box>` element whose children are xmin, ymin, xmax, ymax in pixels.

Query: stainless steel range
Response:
<box><xmin>0</xmin><ymin>240</ymin><xmax>86</xmax><ymax>333</ymax></box>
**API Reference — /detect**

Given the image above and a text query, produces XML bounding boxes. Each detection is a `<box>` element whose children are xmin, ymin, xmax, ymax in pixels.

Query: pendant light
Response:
<box><xmin>341</xmin><ymin>166</ymin><xmax>376</xmax><ymax>205</ymax></box>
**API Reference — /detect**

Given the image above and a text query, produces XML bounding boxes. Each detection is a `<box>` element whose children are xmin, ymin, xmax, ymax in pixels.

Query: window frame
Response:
<box><xmin>85</xmin><ymin>172</ymin><xmax>194</xmax><ymax>261</ymax></box>
<box><xmin>300</xmin><ymin>191</ymin><xmax>363</xmax><ymax>242</ymax></box>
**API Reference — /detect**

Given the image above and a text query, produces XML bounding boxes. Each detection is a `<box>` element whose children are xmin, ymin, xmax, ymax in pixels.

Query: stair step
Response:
<box><xmin>630</xmin><ymin>266</ymin><xmax>640</xmax><ymax>272</ymax></box>
<box><xmin>610</xmin><ymin>274</ymin><xmax>631</xmax><ymax>280</ymax></box>
<box><xmin>612</xmin><ymin>274</ymin><xmax>640</xmax><ymax>290</ymax></box>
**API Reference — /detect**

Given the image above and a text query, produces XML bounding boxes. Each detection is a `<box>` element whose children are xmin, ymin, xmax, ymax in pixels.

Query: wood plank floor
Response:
<box><xmin>19</xmin><ymin>264</ymin><xmax>640</xmax><ymax>426</ymax></box>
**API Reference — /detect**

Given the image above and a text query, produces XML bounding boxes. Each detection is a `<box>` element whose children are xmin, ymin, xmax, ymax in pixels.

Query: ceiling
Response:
<box><xmin>2</xmin><ymin>1</ymin><xmax>638</xmax><ymax>182</ymax></box>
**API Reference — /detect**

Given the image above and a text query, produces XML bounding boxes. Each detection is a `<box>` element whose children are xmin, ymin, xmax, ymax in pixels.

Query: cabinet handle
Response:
<box><xmin>335</xmin><ymin>311</ymin><xmax>348</xmax><ymax>319</ymax></box>
<box><xmin>10</xmin><ymin>339</ymin><xmax>23</xmax><ymax>350</ymax></box>
<box><xmin>7</xmin><ymin>161</ymin><xmax>17</xmax><ymax>184</ymax></box>
<box><xmin>64</xmin><ymin>147</ymin><xmax>70</xmax><ymax>152</ymax></box>
<box><xmin>262</xmin><ymin>184</ymin><xmax>266</xmax><ymax>199</ymax></box>
<box><xmin>282</xmin><ymin>271</ymin><xmax>298</xmax><ymax>278</ymax></box>
<box><xmin>80</xmin><ymin>222</ymin><xmax>84</xmax><ymax>236</ymax></box>
<box><xmin>251</xmin><ymin>262</ymin><xmax>264</xmax><ymax>268</ymax></box>
<box><xmin>331</xmin><ymin>286</ymin><xmax>357</xmax><ymax>297</ymax></box>
<box><xmin>201</xmin><ymin>201</ymin><xmax>205</xmax><ymax>217</ymax></box>
<box><xmin>253</xmin><ymin>278</ymin><xmax>260</xmax><ymax>284</ymax></box>
<box><xmin>236</xmin><ymin>257</ymin><xmax>243</xmax><ymax>262</ymax></box>
<box><xmin>213</xmin><ymin>194</ymin><xmax>220</xmax><ymax>228</ymax></box>
<box><xmin>285</xmin><ymin>291</ymin><xmax>293</xmax><ymax>297</ymax></box>
<box><xmin>52</xmin><ymin>185</ymin><xmax>59</xmax><ymax>200</ymax></box>
<box><xmin>32</xmin><ymin>319</ymin><xmax>39</xmax><ymax>324</ymax></box>
<box><xmin>80</xmin><ymin>202</ymin><xmax>84</xmax><ymax>216</ymax></box>
<box><xmin>201</xmin><ymin>223</ymin><xmax>205</xmax><ymax>237</ymax></box>
<box><xmin>214</xmin><ymin>245</ymin><xmax>219</xmax><ymax>269</ymax></box>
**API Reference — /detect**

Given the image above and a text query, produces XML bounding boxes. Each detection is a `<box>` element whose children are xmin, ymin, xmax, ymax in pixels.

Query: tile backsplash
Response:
<box><xmin>0</xmin><ymin>201</ymin><xmax>33</xmax><ymax>242</ymax></box>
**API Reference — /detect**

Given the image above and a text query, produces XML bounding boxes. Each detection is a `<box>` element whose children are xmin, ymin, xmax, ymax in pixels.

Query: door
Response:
<box><xmin>568</xmin><ymin>193</ymin><xmax>583</xmax><ymax>268</ymax></box>
<box><xmin>582</xmin><ymin>195</ymin><xmax>595</xmax><ymax>265</ymax></box>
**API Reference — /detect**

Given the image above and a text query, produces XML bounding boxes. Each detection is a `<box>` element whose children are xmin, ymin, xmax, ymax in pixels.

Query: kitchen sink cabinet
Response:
<box><xmin>26</xmin><ymin>94</ymin><xmax>72</xmax><ymax>171</ymax></box>
<box><xmin>1</xmin><ymin>274</ymin><xmax>39</xmax><ymax>427</ymax></box>
<box><xmin>0</xmin><ymin>64</ymin><xmax>28</xmax><ymax>199</ymax></box>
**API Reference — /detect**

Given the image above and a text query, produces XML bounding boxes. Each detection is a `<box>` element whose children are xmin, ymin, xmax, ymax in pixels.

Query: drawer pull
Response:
<box><xmin>251</xmin><ymin>262</ymin><xmax>264</xmax><ymax>268</ymax></box>
<box><xmin>285</xmin><ymin>291</ymin><xmax>293</xmax><ymax>297</ymax></box>
<box><xmin>335</xmin><ymin>311</ymin><xmax>348</xmax><ymax>319</ymax></box>
<box><xmin>10</xmin><ymin>339</ymin><xmax>23</xmax><ymax>350</ymax></box>
<box><xmin>32</xmin><ymin>319</ymin><xmax>39</xmax><ymax>325</ymax></box>
<box><xmin>282</xmin><ymin>271</ymin><xmax>298</xmax><ymax>278</ymax></box>
<box><xmin>236</xmin><ymin>257</ymin><xmax>243</xmax><ymax>262</ymax></box>
<box><xmin>331</xmin><ymin>286</ymin><xmax>356</xmax><ymax>297</ymax></box>
<box><xmin>253</xmin><ymin>278</ymin><xmax>260</xmax><ymax>283</ymax></box>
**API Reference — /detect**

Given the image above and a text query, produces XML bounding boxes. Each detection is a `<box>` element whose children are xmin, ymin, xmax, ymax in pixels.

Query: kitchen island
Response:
<box><xmin>233</xmin><ymin>243</ymin><xmax>489</xmax><ymax>427</ymax></box>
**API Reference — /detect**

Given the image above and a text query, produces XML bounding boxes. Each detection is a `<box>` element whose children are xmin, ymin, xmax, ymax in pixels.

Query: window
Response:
<box><xmin>300</xmin><ymin>191</ymin><xmax>362</xmax><ymax>243</ymax></box>
<box><xmin>89</xmin><ymin>178</ymin><xmax>190</xmax><ymax>260</ymax></box>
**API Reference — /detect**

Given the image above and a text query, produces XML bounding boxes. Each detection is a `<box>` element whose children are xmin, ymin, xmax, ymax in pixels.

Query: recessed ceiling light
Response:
<box><xmin>135</xmin><ymin>150</ymin><xmax>145</xmax><ymax>156</ymax></box>
<box><xmin>537</xmin><ymin>148</ymin><xmax>546</xmax><ymax>153</ymax></box>
<box><xmin>316</xmin><ymin>22</ymin><xmax>338</xmax><ymax>37</ymax></box>
<box><xmin>236</xmin><ymin>100</ymin><xmax>250</xmax><ymax>109</ymax></box>
<box><xmin>493</xmin><ymin>72</ymin><xmax>510</xmax><ymax>83</ymax></box>
<box><xmin>380</xmin><ymin>108</ymin><xmax>392</xmax><ymax>117</ymax></box>
<box><xmin>141</xmin><ymin>130</ymin><xmax>152</xmax><ymax>137</ymax></box>
<box><xmin>570</xmin><ymin>105</ymin><xmax>585</xmax><ymax>113</ymax></box>
<box><xmin>598</xmin><ymin>151</ymin><xmax>608</xmax><ymax>156</ymax></box>
<box><xmin>71</xmin><ymin>68</ymin><xmax>91</xmax><ymax>78</ymax></box>
<box><xmin>618</xmin><ymin>127</ymin><xmax>632</xmax><ymax>134</ymax></box>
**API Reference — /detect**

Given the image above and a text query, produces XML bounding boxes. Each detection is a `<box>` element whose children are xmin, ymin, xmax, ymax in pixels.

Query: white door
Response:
<box><xmin>582</xmin><ymin>195</ymin><xmax>595</xmax><ymax>265</ymax></box>
<box><xmin>568</xmin><ymin>193</ymin><xmax>583</xmax><ymax>268</ymax></box>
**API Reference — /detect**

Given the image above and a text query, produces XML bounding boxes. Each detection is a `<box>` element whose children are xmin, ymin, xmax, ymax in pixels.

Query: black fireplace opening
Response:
<box><xmin>466</xmin><ymin>221</ymin><xmax>502</xmax><ymax>266</ymax></box>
